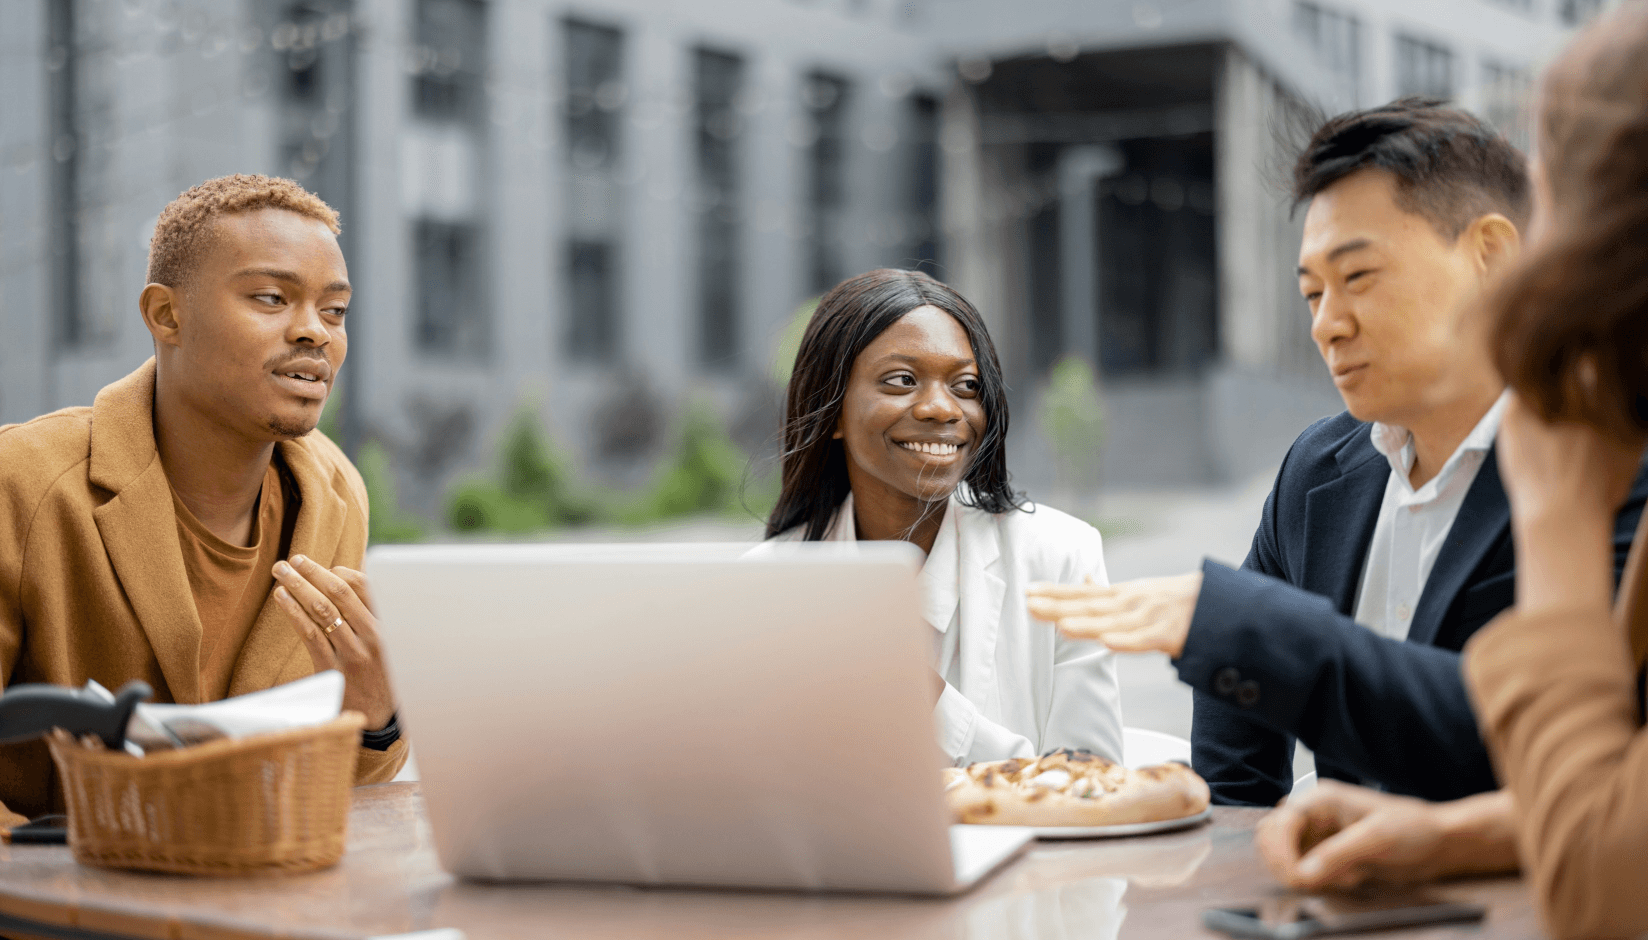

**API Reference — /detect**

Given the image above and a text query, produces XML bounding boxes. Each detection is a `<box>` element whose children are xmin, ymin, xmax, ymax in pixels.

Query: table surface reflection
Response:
<box><xmin>0</xmin><ymin>782</ymin><xmax>1542</xmax><ymax>940</ymax></box>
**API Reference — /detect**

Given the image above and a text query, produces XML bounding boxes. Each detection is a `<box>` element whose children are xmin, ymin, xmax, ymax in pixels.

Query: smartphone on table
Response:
<box><xmin>1203</xmin><ymin>889</ymin><xmax>1487</xmax><ymax>939</ymax></box>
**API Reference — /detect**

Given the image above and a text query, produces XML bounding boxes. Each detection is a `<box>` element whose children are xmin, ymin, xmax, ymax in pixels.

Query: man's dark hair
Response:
<box><xmin>1293</xmin><ymin>96</ymin><xmax>1531</xmax><ymax>239</ymax></box>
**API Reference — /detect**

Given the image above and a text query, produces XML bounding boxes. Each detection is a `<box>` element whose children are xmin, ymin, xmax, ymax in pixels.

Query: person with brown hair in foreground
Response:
<box><xmin>0</xmin><ymin>175</ymin><xmax>406</xmax><ymax>831</ymax></box>
<box><xmin>1257</xmin><ymin>5</ymin><xmax>1648</xmax><ymax>937</ymax></box>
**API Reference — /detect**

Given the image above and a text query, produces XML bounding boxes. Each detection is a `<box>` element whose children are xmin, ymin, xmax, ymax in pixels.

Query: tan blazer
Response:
<box><xmin>1465</xmin><ymin>511</ymin><xmax>1648</xmax><ymax>940</ymax></box>
<box><xmin>0</xmin><ymin>360</ymin><xmax>407</xmax><ymax>828</ymax></box>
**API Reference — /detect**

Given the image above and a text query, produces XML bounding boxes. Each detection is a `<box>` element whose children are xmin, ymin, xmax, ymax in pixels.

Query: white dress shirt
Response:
<box><xmin>1353</xmin><ymin>392</ymin><xmax>1510</xmax><ymax>640</ymax></box>
<box><xmin>764</xmin><ymin>491</ymin><xmax>1124</xmax><ymax>766</ymax></box>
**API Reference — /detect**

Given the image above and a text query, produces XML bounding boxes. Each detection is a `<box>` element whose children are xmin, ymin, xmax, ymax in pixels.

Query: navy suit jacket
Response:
<box><xmin>1178</xmin><ymin>410</ymin><xmax>1648</xmax><ymax>806</ymax></box>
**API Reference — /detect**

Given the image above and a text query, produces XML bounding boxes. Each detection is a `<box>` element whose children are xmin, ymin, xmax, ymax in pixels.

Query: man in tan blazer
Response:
<box><xmin>0</xmin><ymin>175</ymin><xmax>407</xmax><ymax>829</ymax></box>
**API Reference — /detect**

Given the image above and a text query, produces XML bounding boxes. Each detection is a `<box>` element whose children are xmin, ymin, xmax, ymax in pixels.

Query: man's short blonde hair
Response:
<box><xmin>146</xmin><ymin>174</ymin><xmax>340</xmax><ymax>288</ymax></box>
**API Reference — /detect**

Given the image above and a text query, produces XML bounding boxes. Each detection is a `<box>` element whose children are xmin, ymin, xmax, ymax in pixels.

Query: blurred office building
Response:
<box><xmin>0</xmin><ymin>0</ymin><xmax>1593</xmax><ymax>518</ymax></box>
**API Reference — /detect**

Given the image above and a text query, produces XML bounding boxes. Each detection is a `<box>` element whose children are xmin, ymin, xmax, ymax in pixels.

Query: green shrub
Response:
<box><xmin>632</xmin><ymin>403</ymin><xmax>748</xmax><ymax>521</ymax></box>
<box><xmin>359</xmin><ymin>440</ymin><xmax>425</xmax><ymax>544</ymax></box>
<box><xmin>1040</xmin><ymin>355</ymin><xmax>1106</xmax><ymax>490</ymax></box>
<box><xmin>771</xmin><ymin>298</ymin><xmax>818</xmax><ymax>388</ymax></box>
<box><xmin>447</xmin><ymin>478</ymin><xmax>549</xmax><ymax>534</ymax></box>
<box><xmin>443</xmin><ymin>401</ymin><xmax>764</xmax><ymax>534</ymax></box>
<box><xmin>313</xmin><ymin>393</ymin><xmax>424</xmax><ymax>544</ymax></box>
<box><xmin>446</xmin><ymin>406</ymin><xmax>608</xmax><ymax>534</ymax></box>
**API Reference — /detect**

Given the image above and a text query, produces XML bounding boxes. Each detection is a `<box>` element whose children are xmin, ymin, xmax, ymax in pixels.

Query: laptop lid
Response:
<box><xmin>369</xmin><ymin>542</ymin><xmax>981</xmax><ymax>893</ymax></box>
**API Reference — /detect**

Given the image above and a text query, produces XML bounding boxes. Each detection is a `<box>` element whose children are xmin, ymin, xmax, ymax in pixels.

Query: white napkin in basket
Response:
<box><xmin>88</xmin><ymin>671</ymin><xmax>344</xmax><ymax>755</ymax></box>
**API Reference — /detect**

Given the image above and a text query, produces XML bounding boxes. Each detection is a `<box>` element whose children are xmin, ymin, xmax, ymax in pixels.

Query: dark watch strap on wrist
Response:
<box><xmin>360</xmin><ymin>712</ymin><xmax>401</xmax><ymax>751</ymax></box>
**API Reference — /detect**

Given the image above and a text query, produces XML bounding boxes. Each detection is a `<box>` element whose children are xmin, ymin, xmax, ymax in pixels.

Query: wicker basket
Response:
<box><xmin>45</xmin><ymin>712</ymin><xmax>365</xmax><ymax>875</ymax></box>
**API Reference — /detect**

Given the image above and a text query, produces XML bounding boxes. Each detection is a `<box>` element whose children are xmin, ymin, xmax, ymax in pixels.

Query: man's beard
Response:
<box><xmin>267</xmin><ymin>415</ymin><xmax>318</xmax><ymax>439</ymax></box>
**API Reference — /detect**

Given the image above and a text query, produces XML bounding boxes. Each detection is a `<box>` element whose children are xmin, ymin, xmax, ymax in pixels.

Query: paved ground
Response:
<box><xmin>532</xmin><ymin>473</ymin><xmax>1315</xmax><ymax>779</ymax></box>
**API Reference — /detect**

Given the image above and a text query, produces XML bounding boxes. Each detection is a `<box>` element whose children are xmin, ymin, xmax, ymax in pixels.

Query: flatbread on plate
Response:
<box><xmin>943</xmin><ymin>748</ymin><xmax>1210</xmax><ymax>827</ymax></box>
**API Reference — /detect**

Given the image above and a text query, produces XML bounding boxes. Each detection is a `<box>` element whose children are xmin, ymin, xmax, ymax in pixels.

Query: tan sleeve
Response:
<box><xmin>1465</xmin><ymin>604</ymin><xmax>1648</xmax><ymax>940</ymax></box>
<box><xmin>354</xmin><ymin>737</ymin><xmax>410</xmax><ymax>785</ymax></box>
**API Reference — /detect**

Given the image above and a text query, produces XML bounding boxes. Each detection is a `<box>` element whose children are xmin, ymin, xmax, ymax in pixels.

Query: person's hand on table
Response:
<box><xmin>271</xmin><ymin>555</ymin><xmax>397</xmax><ymax>730</ymax></box>
<box><xmin>1026</xmin><ymin>573</ymin><xmax>1203</xmax><ymax>658</ymax></box>
<box><xmin>1256</xmin><ymin>781</ymin><xmax>1518</xmax><ymax>892</ymax></box>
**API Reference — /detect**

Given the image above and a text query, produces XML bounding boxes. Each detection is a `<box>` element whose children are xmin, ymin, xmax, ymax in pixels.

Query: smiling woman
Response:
<box><xmin>762</xmin><ymin>269</ymin><xmax>1123</xmax><ymax>767</ymax></box>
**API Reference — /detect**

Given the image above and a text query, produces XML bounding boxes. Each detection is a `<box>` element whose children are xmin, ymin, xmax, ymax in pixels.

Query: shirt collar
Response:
<box><xmin>824</xmin><ymin>491</ymin><xmax>960</xmax><ymax>633</ymax></box>
<box><xmin>1369</xmin><ymin>389</ymin><xmax>1510</xmax><ymax>504</ymax></box>
<box><xmin>823</xmin><ymin>491</ymin><xmax>858</xmax><ymax>541</ymax></box>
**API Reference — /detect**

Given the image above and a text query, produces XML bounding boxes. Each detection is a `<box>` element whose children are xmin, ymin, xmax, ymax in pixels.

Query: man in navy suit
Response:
<box><xmin>1029</xmin><ymin>98</ymin><xmax>1648</xmax><ymax>807</ymax></box>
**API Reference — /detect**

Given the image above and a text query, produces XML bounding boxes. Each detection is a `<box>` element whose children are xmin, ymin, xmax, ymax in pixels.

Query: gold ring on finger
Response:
<box><xmin>325</xmin><ymin>616</ymin><xmax>344</xmax><ymax>636</ymax></box>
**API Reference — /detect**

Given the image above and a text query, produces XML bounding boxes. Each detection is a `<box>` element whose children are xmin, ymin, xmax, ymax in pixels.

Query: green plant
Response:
<box><xmin>312</xmin><ymin>392</ymin><xmax>424</xmax><ymax>544</ymax></box>
<box><xmin>445</xmin><ymin>406</ymin><xmax>606</xmax><ymax>535</ymax></box>
<box><xmin>358</xmin><ymin>440</ymin><xmax>425</xmax><ymax>544</ymax></box>
<box><xmin>1040</xmin><ymin>355</ymin><xmax>1106</xmax><ymax>491</ymax></box>
<box><xmin>631</xmin><ymin>403</ymin><xmax>748</xmax><ymax>521</ymax></box>
<box><xmin>316</xmin><ymin>388</ymin><xmax>344</xmax><ymax>446</ymax></box>
<box><xmin>447</xmin><ymin>477</ymin><xmax>549</xmax><ymax>534</ymax></box>
<box><xmin>771</xmin><ymin>298</ymin><xmax>818</xmax><ymax>388</ymax></box>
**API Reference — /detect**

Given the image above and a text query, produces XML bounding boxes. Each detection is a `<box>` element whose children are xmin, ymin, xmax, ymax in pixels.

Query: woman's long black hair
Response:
<box><xmin>765</xmin><ymin>268</ymin><xmax>1025</xmax><ymax>540</ymax></box>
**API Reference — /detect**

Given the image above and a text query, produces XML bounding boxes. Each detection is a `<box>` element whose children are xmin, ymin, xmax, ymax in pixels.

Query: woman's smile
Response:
<box><xmin>895</xmin><ymin>438</ymin><xmax>966</xmax><ymax>459</ymax></box>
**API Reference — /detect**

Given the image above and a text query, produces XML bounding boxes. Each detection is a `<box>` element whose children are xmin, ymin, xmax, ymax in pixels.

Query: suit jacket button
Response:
<box><xmin>1236</xmin><ymin>680</ymin><xmax>1260</xmax><ymax>707</ymax></box>
<box><xmin>1214</xmin><ymin>668</ymin><xmax>1240</xmax><ymax>695</ymax></box>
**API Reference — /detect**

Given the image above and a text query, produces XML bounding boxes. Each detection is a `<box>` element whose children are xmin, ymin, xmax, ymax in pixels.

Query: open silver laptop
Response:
<box><xmin>366</xmin><ymin>542</ymin><xmax>1032</xmax><ymax>895</ymax></box>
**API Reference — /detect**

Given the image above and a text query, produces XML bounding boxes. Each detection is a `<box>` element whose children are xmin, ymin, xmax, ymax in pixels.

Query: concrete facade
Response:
<box><xmin>0</xmin><ymin>0</ymin><xmax>1595</xmax><ymax>519</ymax></box>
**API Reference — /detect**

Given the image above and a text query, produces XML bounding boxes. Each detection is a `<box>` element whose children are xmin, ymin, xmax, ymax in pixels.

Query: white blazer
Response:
<box><xmin>765</xmin><ymin>492</ymin><xmax>1123</xmax><ymax>766</ymax></box>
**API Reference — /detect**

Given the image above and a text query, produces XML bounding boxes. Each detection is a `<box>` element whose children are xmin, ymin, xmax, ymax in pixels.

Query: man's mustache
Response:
<box><xmin>263</xmin><ymin>348</ymin><xmax>335</xmax><ymax>371</ymax></box>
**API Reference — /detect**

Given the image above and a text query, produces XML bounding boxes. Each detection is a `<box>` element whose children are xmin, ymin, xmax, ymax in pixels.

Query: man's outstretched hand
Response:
<box><xmin>1027</xmin><ymin>572</ymin><xmax>1203</xmax><ymax>658</ymax></box>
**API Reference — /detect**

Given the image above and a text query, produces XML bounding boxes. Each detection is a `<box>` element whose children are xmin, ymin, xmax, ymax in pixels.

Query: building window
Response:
<box><xmin>563</xmin><ymin>19</ymin><xmax>625</xmax><ymax>363</ymax></box>
<box><xmin>407</xmin><ymin>0</ymin><xmax>486</xmax><ymax>358</ymax></box>
<box><xmin>46</xmin><ymin>0</ymin><xmax>83</xmax><ymax>349</ymax></box>
<box><xmin>567</xmin><ymin>241</ymin><xmax>617</xmax><ymax>358</ymax></box>
<box><xmin>414</xmin><ymin>220</ymin><xmax>485</xmax><ymax>354</ymax></box>
<box><xmin>694</xmin><ymin>48</ymin><xmax>746</xmax><ymax>371</ymax></box>
<box><xmin>1560</xmin><ymin>0</ymin><xmax>1605</xmax><ymax>26</ymax></box>
<box><xmin>1292</xmin><ymin>1</ymin><xmax>1361</xmax><ymax>104</ymax></box>
<box><xmin>906</xmin><ymin>93</ymin><xmax>940</xmax><ymax>276</ymax></box>
<box><xmin>1395</xmin><ymin>33</ymin><xmax>1454</xmax><ymax>100</ymax></box>
<box><xmin>271</xmin><ymin>2</ymin><xmax>355</xmax><ymax>225</ymax></box>
<box><xmin>410</xmin><ymin>0</ymin><xmax>484</xmax><ymax>121</ymax></box>
<box><xmin>803</xmin><ymin>72</ymin><xmax>851</xmax><ymax>295</ymax></box>
<box><xmin>1482</xmin><ymin>60</ymin><xmax>1531</xmax><ymax>151</ymax></box>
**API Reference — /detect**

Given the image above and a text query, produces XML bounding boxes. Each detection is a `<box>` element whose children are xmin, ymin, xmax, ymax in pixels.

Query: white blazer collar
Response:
<box><xmin>921</xmin><ymin>501</ymin><xmax>962</xmax><ymax>634</ymax></box>
<box><xmin>822</xmin><ymin>492</ymin><xmax>858</xmax><ymax>541</ymax></box>
<box><xmin>825</xmin><ymin>491</ymin><xmax>1005</xmax><ymax>648</ymax></box>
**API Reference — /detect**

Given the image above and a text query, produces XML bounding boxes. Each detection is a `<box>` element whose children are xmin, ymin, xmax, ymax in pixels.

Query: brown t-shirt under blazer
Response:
<box><xmin>1465</xmin><ymin>511</ymin><xmax>1648</xmax><ymax>940</ymax></box>
<box><xmin>172</xmin><ymin>460</ymin><xmax>298</xmax><ymax>703</ymax></box>
<box><xmin>0</xmin><ymin>359</ymin><xmax>407</xmax><ymax>828</ymax></box>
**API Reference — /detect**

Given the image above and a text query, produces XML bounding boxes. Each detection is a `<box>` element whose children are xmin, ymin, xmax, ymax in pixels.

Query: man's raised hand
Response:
<box><xmin>271</xmin><ymin>555</ymin><xmax>397</xmax><ymax>730</ymax></box>
<box><xmin>1026</xmin><ymin>572</ymin><xmax>1203</xmax><ymax>658</ymax></box>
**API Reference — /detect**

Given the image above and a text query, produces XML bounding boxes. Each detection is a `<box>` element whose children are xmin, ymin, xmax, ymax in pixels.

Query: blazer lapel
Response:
<box><xmin>1408</xmin><ymin>445</ymin><xmax>1511</xmax><ymax>646</ymax></box>
<box><xmin>87</xmin><ymin>360</ymin><xmax>204</xmax><ymax>704</ymax></box>
<box><xmin>228</xmin><ymin>438</ymin><xmax>354</xmax><ymax>695</ymax></box>
<box><xmin>920</xmin><ymin>505</ymin><xmax>960</xmax><ymax>635</ymax></box>
<box><xmin>1301</xmin><ymin>430</ymin><xmax>1390</xmax><ymax>613</ymax></box>
<box><xmin>954</xmin><ymin>504</ymin><xmax>1006</xmax><ymax>715</ymax></box>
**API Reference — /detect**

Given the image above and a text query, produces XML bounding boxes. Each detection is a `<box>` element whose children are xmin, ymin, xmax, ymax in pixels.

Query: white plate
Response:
<box><xmin>1031</xmin><ymin>808</ymin><xmax>1213</xmax><ymax>840</ymax></box>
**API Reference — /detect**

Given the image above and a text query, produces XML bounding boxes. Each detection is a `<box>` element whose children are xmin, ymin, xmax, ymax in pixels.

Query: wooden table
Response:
<box><xmin>0</xmin><ymin>783</ymin><xmax>1543</xmax><ymax>940</ymax></box>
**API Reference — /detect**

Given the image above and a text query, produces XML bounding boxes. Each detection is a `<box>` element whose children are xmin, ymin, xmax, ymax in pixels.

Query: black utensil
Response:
<box><xmin>0</xmin><ymin>680</ymin><xmax>152</xmax><ymax>750</ymax></box>
<box><xmin>5</xmin><ymin>815</ymin><xmax>67</xmax><ymax>845</ymax></box>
